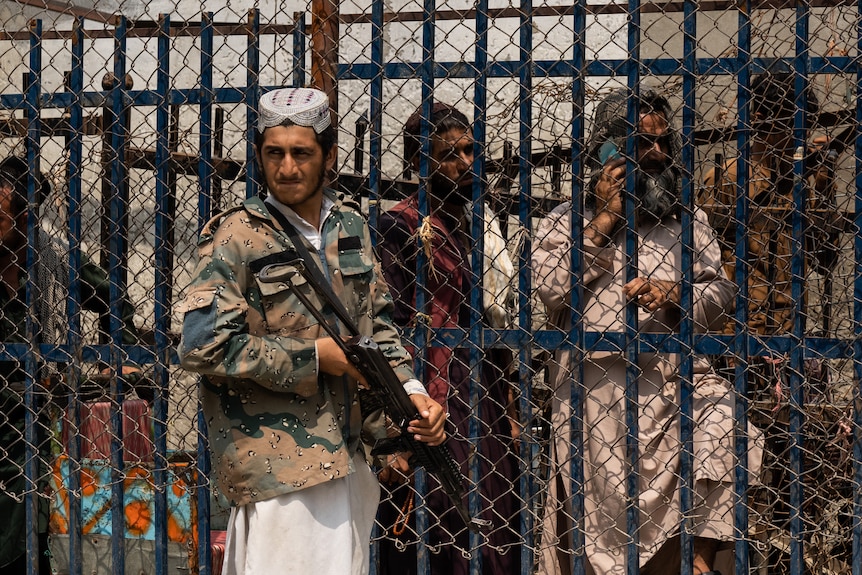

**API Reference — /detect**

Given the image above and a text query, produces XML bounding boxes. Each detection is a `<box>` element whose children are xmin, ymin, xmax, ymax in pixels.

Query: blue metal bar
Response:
<box><xmin>367</xmin><ymin>1</ymin><xmax>384</xmax><ymax>238</ymax></box>
<box><xmin>853</xmin><ymin>6</ymin><xmax>862</xmax><ymax>574</ymax></box>
<box><xmin>789</xmin><ymin>4</ymin><xmax>812</xmax><ymax>574</ymax></box>
<box><xmin>246</xmin><ymin>8</ymin><xmax>261</xmax><ymax>199</ymax></box>
<box><xmin>23</xmin><ymin>18</ymin><xmax>42</xmax><ymax>575</ymax></box>
<box><xmin>293</xmin><ymin>11</ymin><xmax>306</xmax><ymax>88</ymax></box>
<box><xmin>678</xmin><ymin>1</ymin><xmax>698</xmax><ymax>572</ymax></box>
<box><xmin>196</xmin><ymin>408</ymin><xmax>212</xmax><ymax>571</ymax></box>
<box><xmin>152</xmin><ymin>14</ymin><xmax>172</xmax><ymax>575</ymax></box>
<box><xmin>0</xmin><ymin>342</ymin><xmax>158</xmax><ymax>365</ymax></box>
<box><xmin>18</xmin><ymin>329</ymin><xmax>852</xmax><ymax>357</ymax></box>
<box><xmin>680</xmin><ymin>0</ymin><xmax>697</xmax><ymax>575</ymax></box>
<box><xmin>518</xmin><ymin>0</ymin><xmax>538</xmax><ymax>572</ymax></box>
<box><xmin>335</xmin><ymin>56</ymin><xmax>859</xmax><ymax>81</ymax></box>
<box><xmin>322</xmin><ymin>327</ymin><xmax>851</xmax><ymax>359</ymax></box>
<box><xmin>733</xmin><ymin>4</ymin><xmax>753</xmax><ymax>575</ymax></box>
<box><xmin>107</xmin><ymin>15</ymin><xmax>129</xmax><ymax>575</ymax></box>
<box><xmin>2</xmin><ymin>50</ymin><xmax>849</xmax><ymax>110</ymax></box>
<box><xmin>569</xmin><ymin>0</ymin><xmax>587</xmax><ymax>573</ymax></box>
<box><xmin>334</xmin><ymin>59</ymin><xmax>696</xmax><ymax>80</ymax></box>
<box><xmin>366</xmin><ymin>5</ymin><xmax>386</xmax><ymax>571</ymax></box>
<box><xmin>411</xmin><ymin>2</ymin><xmax>437</xmax><ymax>573</ymax></box>
<box><xmin>2</xmin><ymin>55</ymin><xmax>858</xmax><ymax>115</ymax></box>
<box><xmin>468</xmin><ymin>1</ymin><xmax>490</xmax><ymax>572</ymax></box>
<box><xmin>66</xmin><ymin>17</ymin><xmax>85</xmax><ymax>575</ymax></box>
<box><xmin>197</xmin><ymin>13</ymin><xmax>215</xmax><ymax>575</ymax></box>
<box><xmin>0</xmin><ymin>49</ymin><xmax>841</xmax><ymax>107</ymax></box>
<box><xmin>198</xmin><ymin>13</ymin><xmax>214</xmax><ymax>226</ymax></box>
<box><xmin>625</xmin><ymin>2</ymin><xmax>642</xmax><ymax>574</ymax></box>
<box><xmin>0</xmin><ymin>330</ymin><xmax>852</xmax><ymax>363</ymax></box>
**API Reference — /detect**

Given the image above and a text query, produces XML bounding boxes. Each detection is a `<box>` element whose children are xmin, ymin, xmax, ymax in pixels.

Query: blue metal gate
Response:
<box><xmin>0</xmin><ymin>2</ymin><xmax>859</xmax><ymax>574</ymax></box>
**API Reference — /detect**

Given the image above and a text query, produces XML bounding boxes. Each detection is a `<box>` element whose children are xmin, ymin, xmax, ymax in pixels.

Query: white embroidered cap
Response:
<box><xmin>257</xmin><ymin>87</ymin><xmax>331</xmax><ymax>134</ymax></box>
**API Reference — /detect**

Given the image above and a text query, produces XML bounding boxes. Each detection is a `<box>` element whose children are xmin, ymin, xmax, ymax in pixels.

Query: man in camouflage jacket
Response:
<box><xmin>177</xmin><ymin>87</ymin><xmax>445</xmax><ymax>575</ymax></box>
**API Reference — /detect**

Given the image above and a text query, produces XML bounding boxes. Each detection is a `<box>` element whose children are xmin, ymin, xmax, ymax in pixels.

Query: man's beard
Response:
<box><xmin>262</xmin><ymin>157</ymin><xmax>328</xmax><ymax>202</ymax></box>
<box><xmin>430</xmin><ymin>174</ymin><xmax>473</xmax><ymax>205</ymax></box>
<box><xmin>636</xmin><ymin>166</ymin><xmax>679</xmax><ymax>223</ymax></box>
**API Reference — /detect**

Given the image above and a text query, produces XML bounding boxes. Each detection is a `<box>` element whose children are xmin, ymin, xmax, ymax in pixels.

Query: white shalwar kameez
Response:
<box><xmin>533</xmin><ymin>204</ymin><xmax>763</xmax><ymax>575</ymax></box>
<box><xmin>223</xmin><ymin>452</ymin><xmax>380</xmax><ymax>575</ymax></box>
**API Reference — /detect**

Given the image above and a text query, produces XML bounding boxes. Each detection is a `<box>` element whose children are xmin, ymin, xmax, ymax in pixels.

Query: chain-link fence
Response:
<box><xmin>0</xmin><ymin>1</ymin><xmax>860</xmax><ymax>574</ymax></box>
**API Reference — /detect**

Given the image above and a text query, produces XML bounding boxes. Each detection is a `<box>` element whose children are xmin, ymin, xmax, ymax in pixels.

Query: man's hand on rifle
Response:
<box><xmin>378</xmin><ymin>395</ymin><xmax>446</xmax><ymax>483</ymax></box>
<box><xmin>316</xmin><ymin>337</ymin><xmax>369</xmax><ymax>388</ymax></box>
<box><xmin>408</xmin><ymin>394</ymin><xmax>446</xmax><ymax>446</ymax></box>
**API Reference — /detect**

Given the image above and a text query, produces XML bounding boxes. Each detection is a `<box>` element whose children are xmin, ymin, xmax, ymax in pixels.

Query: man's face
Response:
<box><xmin>634</xmin><ymin>111</ymin><xmax>678</xmax><ymax>222</ymax></box>
<box><xmin>256</xmin><ymin>124</ymin><xmax>335</xmax><ymax>211</ymax></box>
<box><xmin>635</xmin><ymin>112</ymin><xmax>672</xmax><ymax>174</ymax></box>
<box><xmin>422</xmin><ymin>127</ymin><xmax>474</xmax><ymax>203</ymax></box>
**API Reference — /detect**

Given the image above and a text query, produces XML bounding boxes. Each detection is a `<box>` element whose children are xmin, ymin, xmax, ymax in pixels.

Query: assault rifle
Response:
<box><xmin>258</xmin><ymin>257</ymin><xmax>488</xmax><ymax>533</ymax></box>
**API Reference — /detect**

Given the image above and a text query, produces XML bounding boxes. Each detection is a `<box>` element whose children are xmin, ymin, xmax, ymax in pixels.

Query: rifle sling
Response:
<box><xmin>266</xmin><ymin>202</ymin><xmax>360</xmax><ymax>336</ymax></box>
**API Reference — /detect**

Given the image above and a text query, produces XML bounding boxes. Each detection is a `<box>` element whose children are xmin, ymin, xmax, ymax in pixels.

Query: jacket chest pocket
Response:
<box><xmin>337</xmin><ymin>247</ymin><xmax>374</xmax><ymax>276</ymax></box>
<box><xmin>254</xmin><ymin>267</ymin><xmax>318</xmax><ymax>336</ymax></box>
<box><xmin>334</xmin><ymin>248</ymin><xmax>374</xmax><ymax>318</ymax></box>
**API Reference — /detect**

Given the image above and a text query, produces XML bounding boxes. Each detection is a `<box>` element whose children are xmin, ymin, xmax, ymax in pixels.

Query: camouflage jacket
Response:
<box><xmin>177</xmin><ymin>191</ymin><xmax>417</xmax><ymax>506</ymax></box>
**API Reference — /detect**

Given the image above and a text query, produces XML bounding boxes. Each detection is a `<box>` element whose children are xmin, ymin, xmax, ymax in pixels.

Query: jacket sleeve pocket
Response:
<box><xmin>338</xmin><ymin>249</ymin><xmax>374</xmax><ymax>277</ymax></box>
<box><xmin>176</xmin><ymin>289</ymin><xmax>217</xmax><ymax>353</ymax></box>
<box><xmin>254</xmin><ymin>266</ymin><xmax>317</xmax><ymax>336</ymax></box>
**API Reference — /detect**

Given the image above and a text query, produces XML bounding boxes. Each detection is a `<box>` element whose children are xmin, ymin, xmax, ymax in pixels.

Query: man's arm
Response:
<box><xmin>534</xmin><ymin>156</ymin><xmax>625</xmax><ymax>315</ymax></box>
<box><xmin>532</xmin><ymin>203</ymin><xmax>617</xmax><ymax>316</ymax></box>
<box><xmin>584</xmin><ymin>157</ymin><xmax>625</xmax><ymax>247</ymax></box>
<box><xmin>177</xmin><ymin>224</ymin><xmax>322</xmax><ymax>398</ymax></box>
<box><xmin>622</xmin><ymin>208</ymin><xmax>735</xmax><ymax>330</ymax></box>
<box><xmin>690</xmin><ymin>208</ymin><xmax>736</xmax><ymax>331</ymax></box>
<box><xmin>362</xmin><ymin>212</ymin><xmax>420</xmax><ymax>385</ymax></box>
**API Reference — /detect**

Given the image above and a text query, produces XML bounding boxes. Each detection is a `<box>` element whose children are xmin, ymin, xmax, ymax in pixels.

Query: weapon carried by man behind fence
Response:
<box><xmin>258</xmin><ymin>256</ymin><xmax>489</xmax><ymax>533</ymax></box>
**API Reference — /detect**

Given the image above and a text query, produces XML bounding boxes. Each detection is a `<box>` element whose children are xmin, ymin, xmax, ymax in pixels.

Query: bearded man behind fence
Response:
<box><xmin>532</xmin><ymin>86</ymin><xmax>764</xmax><ymax>575</ymax></box>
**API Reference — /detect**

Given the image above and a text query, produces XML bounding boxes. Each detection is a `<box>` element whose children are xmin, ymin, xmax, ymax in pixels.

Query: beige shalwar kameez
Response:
<box><xmin>532</xmin><ymin>203</ymin><xmax>763</xmax><ymax>575</ymax></box>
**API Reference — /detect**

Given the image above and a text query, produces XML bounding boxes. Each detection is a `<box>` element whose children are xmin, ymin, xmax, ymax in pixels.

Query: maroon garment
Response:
<box><xmin>377</xmin><ymin>196</ymin><xmax>465</xmax><ymax>409</ymax></box>
<box><xmin>375</xmin><ymin>196</ymin><xmax>521</xmax><ymax>575</ymax></box>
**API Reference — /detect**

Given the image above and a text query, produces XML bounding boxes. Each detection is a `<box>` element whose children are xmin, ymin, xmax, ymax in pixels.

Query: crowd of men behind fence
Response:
<box><xmin>0</xmin><ymin>73</ymin><xmax>847</xmax><ymax>574</ymax></box>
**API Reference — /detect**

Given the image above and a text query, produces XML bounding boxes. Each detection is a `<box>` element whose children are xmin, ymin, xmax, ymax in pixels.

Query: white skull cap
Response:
<box><xmin>257</xmin><ymin>87</ymin><xmax>331</xmax><ymax>134</ymax></box>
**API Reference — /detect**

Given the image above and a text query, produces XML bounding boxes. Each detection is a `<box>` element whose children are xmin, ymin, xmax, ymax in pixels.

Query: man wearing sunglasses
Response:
<box><xmin>533</xmin><ymin>86</ymin><xmax>759</xmax><ymax>575</ymax></box>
